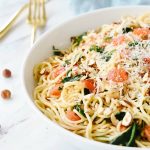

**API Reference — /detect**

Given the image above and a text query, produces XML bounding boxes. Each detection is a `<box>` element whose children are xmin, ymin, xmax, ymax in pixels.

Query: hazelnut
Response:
<box><xmin>117</xmin><ymin>121</ymin><xmax>127</xmax><ymax>132</ymax></box>
<box><xmin>2</xmin><ymin>69</ymin><xmax>11</xmax><ymax>78</ymax></box>
<box><xmin>122</xmin><ymin>112</ymin><xmax>132</xmax><ymax>126</ymax></box>
<box><xmin>111</xmin><ymin>113</ymin><xmax>119</xmax><ymax>126</ymax></box>
<box><xmin>1</xmin><ymin>89</ymin><xmax>11</xmax><ymax>100</ymax></box>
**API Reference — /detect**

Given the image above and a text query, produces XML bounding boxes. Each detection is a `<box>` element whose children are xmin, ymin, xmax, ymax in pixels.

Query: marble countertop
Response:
<box><xmin>0</xmin><ymin>0</ymin><xmax>150</xmax><ymax>150</ymax></box>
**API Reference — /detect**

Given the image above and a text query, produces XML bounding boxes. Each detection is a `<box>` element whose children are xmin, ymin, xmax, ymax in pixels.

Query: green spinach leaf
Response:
<box><xmin>89</xmin><ymin>45</ymin><xmax>104</xmax><ymax>53</ymax></box>
<box><xmin>104</xmin><ymin>36</ymin><xmax>112</xmax><ymax>42</ymax></box>
<box><xmin>122</xmin><ymin>27</ymin><xmax>133</xmax><ymax>33</ymax></box>
<box><xmin>74</xmin><ymin>104</ymin><xmax>85</xmax><ymax>117</ymax></box>
<box><xmin>62</xmin><ymin>75</ymin><xmax>82</xmax><ymax>83</ymax></box>
<box><xmin>66</xmin><ymin>69</ymin><xmax>72</xmax><ymax>77</ymax></box>
<box><xmin>58</xmin><ymin>87</ymin><xmax>63</xmax><ymax>90</ymax></box>
<box><xmin>111</xmin><ymin>123</ymin><xmax>138</xmax><ymax>147</ymax></box>
<box><xmin>71</xmin><ymin>32</ymin><xmax>87</xmax><ymax>46</ymax></box>
<box><xmin>102</xmin><ymin>49</ymin><xmax>116</xmax><ymax>62</ymax></box>
<box><xmin>115</xmin><ymin>112</ymin><xmax>126</xmax><ymax>121</ymax></box>
<box><xmin>84</xmin><ymin>88</ymin><xmax>90</xmax><ymax>95</ymax></box>
<box><xmin>128</xmin><ymin>41</ymin><xmax>138</xmax><ymax>47</ymax></box>
<box><xmin>52</xmin><ymin>46</ymin><xmax>64</xmax><ymax>56</ymax></box>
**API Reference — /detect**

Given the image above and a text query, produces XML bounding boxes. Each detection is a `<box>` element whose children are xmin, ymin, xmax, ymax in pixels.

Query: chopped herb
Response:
<box><xmin>65</xmin><ymin>60</ymin><xmax>70</xmax><ymax>65</ymax></box>
<box><xmin>58</xmin><ymin>87</ymin><xmax>63</xmax><ymax>90</ymax></box>
<box><xmin>115</xmin><ymin>112</ymin><xmax>126</xmax><ymax>121</ymax></box>
<box><xmin>102</xmin><ymin>49</ymin><xmax>116</xmax><ymax>62</ymax></box>
<box><xmin>74</xmin><ymin>104</ymin><xmax>85</xmax><ymax>117</ymax></box>
<box><xmin>89</xmin><ymin>45</ymin><xmax>104</xmax><ymax>53</ymax></box>
<box><xmin>128</xmin><ymin>41</ymin><xmax>138</xmax><ymax>47</ymax></box>
<box><xmin>108</xmin><ymin>49</ymin><xmax>116</xmax><ymax>55</ymax></box>
<box><xmin>141</xmin><ymin>42</ymin><xmax>150</xmax><ymax>49</ymax></box>
<box><xmin>62</xmin><ymin>75</ymin><xmax>82</xmax><ymax>83</ymax></box>
<box><xmin>52</xmin><ymin>45</ymin><xmax>59</xmax><ymax>51</ymax></box>
<box><xmin>84</xmin><ymin>88</ymin><xmax>90</xmax><ymax>95</ymax></box>
<box><xmin>52</xmin><ymin>46</ymin><xmax>64</xmax><ymax>56</ymax></box>
<box><xmin>66</xmin><ymin>69</ymin><xmax>72</xmax><ymax>77</ymax></box>
<box><xmin>142</xmin><ymin>43</ymin><xmax>145</xmax><ymax>48</ymax></box>
<box><xmin>104</xmin><ymin>36</ymin><xmax>112</xmax><ymax>42</ymax></box>
<box><xmin>53</xmin><ymin>51</ymin><xmax>64</xmax><ymax>56</ymax></box>
<box><xmin>122</xmin><ymin>27</ymin><xmax>133</xmax><ymax>33</ymax></box>
<box><xmin>71</xmin><ymin>32</ymin><xmax>87</xmax><ymax>46</ymax></box>
<box><xmin>105</xmin><ymin>55</ymin><xmax>111</xmax><ymax>62</ymax></box>
<box><xmin>111</xmin><ymin>123</ymin><xmax>138</xmax><ymax>147</ymax></box>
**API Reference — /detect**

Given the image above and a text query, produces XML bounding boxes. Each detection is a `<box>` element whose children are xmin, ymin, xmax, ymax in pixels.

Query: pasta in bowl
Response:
<box><xmin>23</xmin><ymin>6</ymin><xmax>150</xmax><ymax>150</ymax></box>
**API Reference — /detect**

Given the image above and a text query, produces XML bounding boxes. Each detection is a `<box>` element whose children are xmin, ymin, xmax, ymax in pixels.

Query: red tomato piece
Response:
<box><xmin>113</xmin><ymin>36</ymin><xmax>125</xmax><ymax>46</ymax></box>
<box><xmin>133</xmin><ymin>28</ymin><xmax>150</xmax><ymax>36</ymax></box>
<box><xmin>50</xmin><ymin>85</ymin><xmax>61</xmax><ymax>97</ymax></box>
<box><xmin>108</xmin><ymin>68</ymin><xmax>128</xmax><ymax>82</ymax></box>
<box><xmin>82</xmin><ymin>79</ymin><xmax>95</xmax><ymax>92</ymax></box>
<box><xmin>66</xmin><ymin>110</ymin><xmax>81</xmax><ymax>121</ymax></box>
<box><xmin>143</xmin><ymin>125</ymin><xmax>150</xmax><ymax>141</ymax></box>
<box><xmin>143</xmin><ymin>58</ymin><xmax>150</xmax><ymax>64</ymax></box>
<box><xmin>51</xmin><ymin>67</ymin><xmax>65</xmax><ymax>79</ymax></box>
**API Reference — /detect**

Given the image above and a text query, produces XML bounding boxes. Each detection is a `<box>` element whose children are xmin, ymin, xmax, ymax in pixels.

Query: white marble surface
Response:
<box><xmin>0</xmin><ymin>0</ymin><xmax>77</xmax><ymax>150</ymax></box>
<box><xmin>0</xmin><ymin>0</ymin><xmax>150</xmax><ymax>150</ymax></box>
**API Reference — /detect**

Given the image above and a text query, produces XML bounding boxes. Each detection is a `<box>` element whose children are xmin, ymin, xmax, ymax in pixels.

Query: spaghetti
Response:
<box><xmin>33</xmin><ymin>13</ymin><xmax>150</xmax><ymax>147</ymax></box>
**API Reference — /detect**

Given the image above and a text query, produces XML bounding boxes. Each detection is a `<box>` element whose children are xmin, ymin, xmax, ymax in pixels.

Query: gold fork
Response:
<box><xmin>0</xmin><ymin>3</ymin><xmax>28</xmax><ymax>39</ymax></box>
<box><xmin>27</xmin><ymin>0</ymin><xmax>46</xmax><ymax>44</ymax></box>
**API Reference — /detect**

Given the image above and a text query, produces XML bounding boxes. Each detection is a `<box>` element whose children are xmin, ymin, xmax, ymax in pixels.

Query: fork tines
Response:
<box><xmin>27</xmin><ymin>0</ymin><xmax>46</xmax><ymax>26</ymax></box>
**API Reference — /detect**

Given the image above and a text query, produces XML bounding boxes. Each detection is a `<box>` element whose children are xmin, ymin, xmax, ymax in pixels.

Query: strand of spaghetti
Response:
<box><xmin>134</xmin><ymin>114</ymin><xmax>150</xmax><ymax>125</ymax></box>
<box><xmin>92</xmin><ymin>128</ymin><xmax>115</xmax><ymax>137</ymax></box>
<box><xmin>135</xmin><ymin>140</ymin><xmax>146</xmax><ymax>148</ymax></box>
<box><xmin>82</xmin><ymin>96</ymin><xmax>93</xmax><ymax>139</ymax></box>
<box><xmin>139</xmin><ymin>107</ymin><xmax>150</xmax><ymax>124</ymax></box>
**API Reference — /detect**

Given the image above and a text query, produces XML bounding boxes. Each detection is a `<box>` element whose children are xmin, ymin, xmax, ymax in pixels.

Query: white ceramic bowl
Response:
<box><xmin>22</xmin><ymin>6</ymin><xmax>150</xmax><ymax>150</ymax></box>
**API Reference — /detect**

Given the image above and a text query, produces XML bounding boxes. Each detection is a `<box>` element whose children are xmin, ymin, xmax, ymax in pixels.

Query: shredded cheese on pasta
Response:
<box><xmin>33</xmin><ymin>13</ymin><xmax>150</xmax><ymax>147</ymax></box>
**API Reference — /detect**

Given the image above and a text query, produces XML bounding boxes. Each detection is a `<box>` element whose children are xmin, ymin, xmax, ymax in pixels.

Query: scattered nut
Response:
<box><xmin>2</xmin><ymin>69</ymin><xmax>11</xmax><ymax>78</ymax></box>
<box><xmin>122</xmin><ymin>112</ymin><xmax>132</xmax><ymax>126</ymax></box>
<box><xmin>117</xmin><ymin>121</ymin><xmax>127</xmax><ymax>132</ymax></box>
<box><xmin>1</xmin><ymin>89</ymin><xmax>11</xmax><ymax>100</ymax></box>
<box><xmin>120</xmin><ymin>125</ymin><xmax>127</xmax><ymax>132</ymax></box>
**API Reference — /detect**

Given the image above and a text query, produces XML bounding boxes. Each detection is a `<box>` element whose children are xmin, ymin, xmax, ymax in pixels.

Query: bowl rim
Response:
<box><xmin>22</xmin><ymin>5</ymin><xmax>150</xmax><ymax>150</ymax></box>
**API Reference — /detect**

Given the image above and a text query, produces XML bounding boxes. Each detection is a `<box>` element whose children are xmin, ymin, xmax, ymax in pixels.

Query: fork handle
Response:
<box><xmin>0</xmin><ymin>3</ymin><xmax>28</xmax><ymax>39</ymax></box>
<box><xmin>31</xmin><ymin>25</ymin><xmax>37</xmax><ymax>45</ymax></box>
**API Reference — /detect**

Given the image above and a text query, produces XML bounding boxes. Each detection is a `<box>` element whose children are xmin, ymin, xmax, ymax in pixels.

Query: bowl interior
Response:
<box><xmin>23</xmin><ymin>6</ymin><xmax>150</xmax><ymax>99</ymax></box>
<box><xmin>23</xmin><ymin>6</ymin><xmax>150</xmax><ymax>150</ymax></box>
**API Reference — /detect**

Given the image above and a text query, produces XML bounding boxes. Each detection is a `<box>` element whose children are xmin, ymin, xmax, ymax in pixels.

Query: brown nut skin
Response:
<box><xmin>1</xmin><ymin>89</ymin><xmax>11</xmax><ymax>100</ymax></box>
<box><xmin>2</xmin><ymin>69</ymin><xmax>11</xmax><ymax>78</ymax></box>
